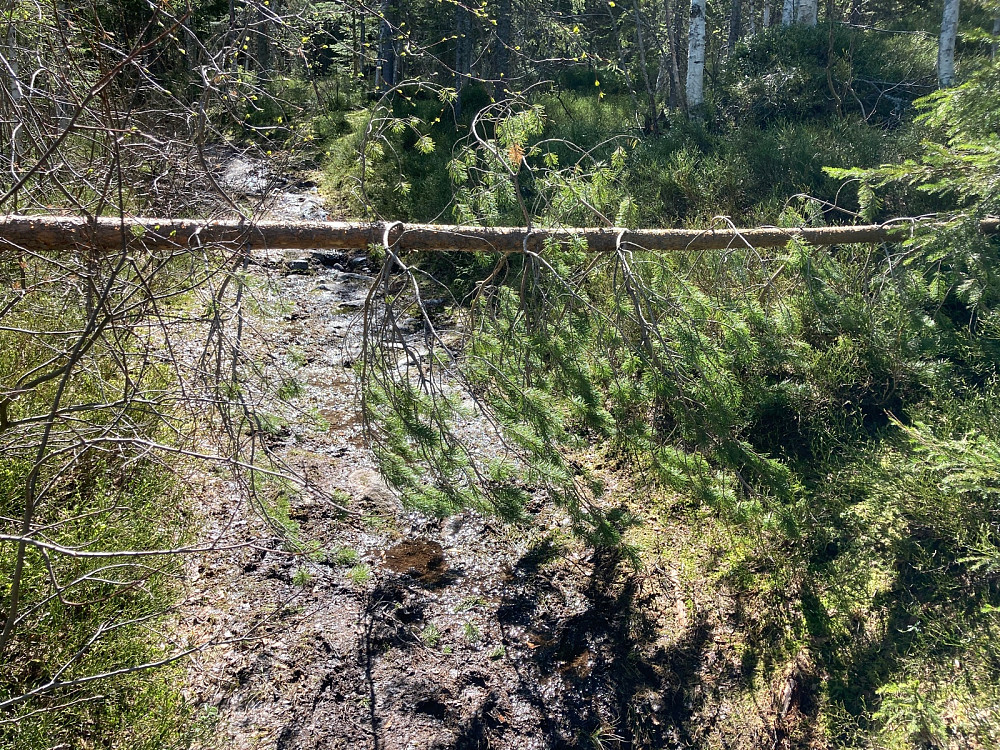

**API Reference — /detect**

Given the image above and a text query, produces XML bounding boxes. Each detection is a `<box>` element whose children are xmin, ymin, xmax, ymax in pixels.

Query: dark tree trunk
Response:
<box><xmin>494</xmin><ymin>0</ymin><xmax>512</xmax><ymax>97</ymax></box>
<box><xmin>455</xmin><ymin>5</ymin><xmax>472</xmax><ymax>119</ymax></box>
<box><xmin>849</xmin><ymin>0</ymin><xmax>863</xmax><ymax>25</ymax></box>
<box><xmin>255</xmin><ymin>6</ymin><xmax>272</xmax><ymax>80</ymax></box>
<box><xmin>376</xmin><ymin>0</ymin><xmax>397</xmax><ymax>90</ymax></box>
<box><xmin>351</xmin><ymin>10</ymin><xmax>360</xmax><ymax>76</ymax></box>
<box><xmin>632</xmin><ymin>0</ymin><xmax>659</xmax><ymax>132</ymax></box>
<box><xmin>662</xmin><ymin>0</ymin><xmax>685</xmax><ymax>110</ymax></box>
<box><xmin>728</xmin><ymin>0</ymin><xmax>743</xmax><ymax>54</ymax></box>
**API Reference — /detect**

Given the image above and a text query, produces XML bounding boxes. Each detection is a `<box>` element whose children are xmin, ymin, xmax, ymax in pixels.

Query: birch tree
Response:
<box><xmin>797</xmin><ymin>0</ymin><xmax>817</xmax><ymax>25</ymax></box>
<box><xmin>781</xmin><ymin>0</ymin><xmax>795</xmax><ymax>25</ymax></box>
<box><xmin>938</xmin><ymin>0</ymin><xmax>960</xmax><ymax>88</ymax></box>
<box><xmin>1</xmin><ymin>21</ymin><xmax>22</xmax><ymax>173</ymax></box>
<box><xmin>686</xmin><ymin>0</ymin><xmax>706</xmax><ymax>111</ymax></box>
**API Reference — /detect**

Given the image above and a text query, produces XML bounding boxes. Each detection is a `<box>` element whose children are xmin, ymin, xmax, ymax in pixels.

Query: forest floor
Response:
<box><xmin>174</xmin><ymin>163</ymin><xmax>800</xmax><ymax>750</ymax></box>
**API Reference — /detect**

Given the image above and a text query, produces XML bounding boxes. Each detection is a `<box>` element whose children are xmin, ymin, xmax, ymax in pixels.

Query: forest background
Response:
<box><xmin>2</xmin><ymin>0</ymin><xmax>1000</xmax><ymax>748</ymax></box>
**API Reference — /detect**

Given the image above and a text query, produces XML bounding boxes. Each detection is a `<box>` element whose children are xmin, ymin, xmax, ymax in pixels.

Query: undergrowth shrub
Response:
<box><xmin>361</xmin><ymin>68</ymin><xmax>1000</xmax><ymax>743</ymax></box>
<box><xmin>722</xmin><ymin>25</ymin><xmax>937</xmax><ymax>126</ymax></box>
<box><xmin>0</xmin><ymin>456</ymin><xmax>203</xmax><ymax>750</ymax></box>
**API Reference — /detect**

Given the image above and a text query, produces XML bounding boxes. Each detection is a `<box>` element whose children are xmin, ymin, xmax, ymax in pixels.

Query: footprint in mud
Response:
<box><xmin>383</xmin><ymin>539</ymin><xmax>448</xmax><ymax>585</ymax></box>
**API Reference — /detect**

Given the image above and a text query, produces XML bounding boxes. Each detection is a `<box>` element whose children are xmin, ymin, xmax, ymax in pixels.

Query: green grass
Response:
<box><xmin>329</xmin><ymin>546</ymin><xmax>359</xmax><ymax>566</ymax></box>
<box><xmin>347</xmin><ymin>564</ymin><xmax>371</xmax><ymax>585</ymax></box>
<box><xmin>0</xmin><ymin>456</ymin><xmax>202</xmax><ymax>750</ymax></box>
<box><xmin>0</xmin><ymin>233</ymin><xmax>225</xmax><ymax>749</ymax></box>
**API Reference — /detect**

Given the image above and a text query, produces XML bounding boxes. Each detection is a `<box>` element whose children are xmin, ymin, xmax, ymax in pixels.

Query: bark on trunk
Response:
<box><xmin>728</xmin><ymin>0</ymin><xmax>743</xmax><ymax>52</ymax></box>
<box><xmin>494</xmin><ymin>0</ymin><xmax>513</xmax><ymax>97</ymax></box>
<box><xmin>781</xmin><ymin>0</ymin><xmax>795</xmax><ymax>25</ymax></box>
<box><xmin>849</xmin><ymin>0</ymin><xmax>863</xmax><ymax>25</ymax></box>
<box><xmin>797</xmin><ymin>0</ymin><xmax>817</xmax><ymax>26</ymax></box>
<box><xmin>3</xmin><ymin>215</ymin><xmax>998</xmax><ymax>254</ymax></box>
<box><xmin>255</xmin><ymin>6</ymin><xmax>272</xmax><ymax>80</ymax></box>
<box><xmin>454</xmin><ymin>5</ymin><xmax>471</xmax><ymax>119</ymax></box>
<box><xmin>351</xmin><ymin>11</ymin><xmax>360</xmax><ymax>76</ymax></box>
<box><xmin>655</xmin><ymin>0</ymin><xmax>685</xmax><ymax>110</ymax></box>
<box><xmin>937</xmin><ymin>0</ymin><xmax>960</xmax><ymax>88</ymax></box>
<box><xmin>763</xmin><ymin>0</ymin><xmax>771</xmax><ymax>27</ymax></box>
<box><xmin>665</xmin><ymin>0</ymin><xmax>685</xmax><ymax>109</ymax></box>
<box><xmin>1</xmin><ymin>22</ymin><xmax>22</xmax><ymax>170</ymax></box>
<box><xmin>607</xmin><ymin>3</ymin><xmax>642</xmax><ymax>119</ymax></box>
<box><xmin>685</xmin><ymin>0</ymin><xmax>706</xmax><ymax>112</ymax></box>
<box><xmin>991</xmin><ymin>15</ymin><xmax>999</xmax><ymax>60</ymax></box>
<box><xmin>632</xmin><ymin>0</ymin><xmax>659</xmax><ymax>131</ymax></box>
<box><xmin>376</xmin><ymin>0</ymin><xmax>397</xmax><ymax>90</ymax></box>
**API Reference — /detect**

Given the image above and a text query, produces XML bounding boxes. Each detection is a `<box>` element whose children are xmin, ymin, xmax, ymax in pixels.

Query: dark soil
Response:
<box><xmin>180</xmin><ymin>171</ymin><xmax>793</xmax><ymax>749</ymax></box>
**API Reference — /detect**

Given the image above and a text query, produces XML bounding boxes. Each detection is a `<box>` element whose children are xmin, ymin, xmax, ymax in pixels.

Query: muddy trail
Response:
<box><xmin>178</xmin><ymin>163</ymin><xmax>760</xmax><ymax>750</ymax></box>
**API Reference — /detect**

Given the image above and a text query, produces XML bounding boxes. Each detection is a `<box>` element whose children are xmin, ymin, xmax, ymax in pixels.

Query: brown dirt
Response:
<box><xmin>174</xmin><ymin>181</ymin><xmax>809</xmax><ymax>750</ymax></box>
<box><xmin>383</xmin><ymin>540</ymin><xmax>448</xmax><ymax>585</ymax></box>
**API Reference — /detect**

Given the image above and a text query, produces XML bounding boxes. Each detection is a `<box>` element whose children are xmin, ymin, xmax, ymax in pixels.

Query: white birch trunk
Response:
<box><xmin>797</xmin><ymin>0</ymin><xmax>817</xmax><ymax>25</ymax></box>
<box><xmin>781</xmin><ymin>0</ymin><xmax>795</xmax><ymax>26</ymax></box>
<box><xmin>2</xmin><ymin>24</ymin><xmax>22</xmax><ymax>168</ymax></box>
<box><xmin>763</xmin><ymin>0</ymin><xmax>771</xmax><ymax>27</ymax></box>
<box><xmin>937</xmin><ymin>0</ymin><xmax>960</xmax><ymax>88</ymax></box>
<box><xmin>991</xmin><ymin>16</ymin><xmax>998</xmax><ymax>60</ymax></box>
<box><xmin>686</xmin><ymin>0</ymin><xmax>706</xmax><ymax>111</ymax></box>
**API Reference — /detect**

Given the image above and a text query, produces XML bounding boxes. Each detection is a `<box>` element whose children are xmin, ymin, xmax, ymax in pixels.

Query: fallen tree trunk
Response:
<box><xmin>1</xmin><ymin>215</ymin><xmax>998</xmax><ymax>254</ymax></box>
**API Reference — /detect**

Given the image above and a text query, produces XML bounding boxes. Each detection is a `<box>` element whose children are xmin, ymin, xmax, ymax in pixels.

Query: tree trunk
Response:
<box><xmin>494</xmin><ymin>0</ymin><xmax>513</xmax><ymax>98</ymax></box>
<box><xmin>351</xmin><ymin>11</ymin><xmax>360</xmax><ymax>77</ymax></box>
<box><xmin>454</xmin><ymin>5</ymin><xmax>471</xmax><ymax>119</ymax></box>
<box><xmin>797</xmin><ymin>0</ymin><xmax>817</xmax><ymax>25</ymax></box>
<box><xmin>376</xmin><ymin>0</ymin><xmax>396</xmax><ymax>90</ymax></box>
<box><xmin>991</xmin><ymin>15</ymin><xmax>999</xmax><ymax>60</ymax></box>
<box><xmin>937</xmin><ymin>0</ymin><xmax>960</xmax><ymax>88</ymax></box>
<box><xmin>781</xmin><ymin>0</ymin><xmax>795</xmax><ymax>25</ymax></box>
<box><xmin>849</xmin><ymin>0</ymin><xmax>863</xmax><ymax>25</ymax></box>
<box><xmin>4</xmin><ymin>215</ymin><xmax>998</xmax><ymax>254</ymax></box>
<box><xmin>2</xmin><ymin>21</ymin><xmax>23</xmax><ymax>182</ymax></box>
<box><xmin>763</xmin><ymin>0</ymin><xmax>771</xmax><ymax>28</ymax></box>
<box><xmin>667</xmin><ymin>0</ymin><xmax>685</xmax><ymax>109</ymax></box>
<box><xmin>255</xmin><ymin>6</ymin><xmax>272</xmax><ymax>80</ymax></box>
<box><xmin>685</xmin><ymin>0</ymin><xmax>706</xmax><ymax>112</ymax></box>
<box><xmin>632</xmin><ymin>0</ymin><xmax>659</xmax><ymax>131</ymax></box>
<box><xmin>607</xmin><ymin>2</ymin><xmax>642</xmax><ymax>118</ymax></box>
<box><xmin>656</xmin><ymin>0</ymin><xmax>685</xmax><ymax>110</ymax></box>
<box><xmin>728</xmin><ymin>0</ymin><xmax>743</xmax><ymax>52</ymax></box>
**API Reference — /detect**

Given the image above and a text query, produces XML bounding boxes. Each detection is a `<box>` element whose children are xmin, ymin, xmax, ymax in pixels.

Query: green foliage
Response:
<box><xmin>0</xmin><ymin>457</ymin><xmax>201</xmax><ymax>750</ymax></box>
<box><xmin>723</xmin><ymin>25</ymin><xmax>937</xmax><ymax>126</ymax></box>
<box><xmin>292</xmin><ymin>567</ymin><xmax>314</xmax><ymax>586</ymax></box>
<box><xmin>828</xmin><ymin>64</ymin><xmax>1000</xmax><ymax>221</ymax></box>
<box><xmin>329</xmin><ymin>546</ymin><xmax>360</xmax><ymax>566</ymax></box>
<box><xmin>322</xmin><ymin>85</ymin><xmax>918</xmax><ymax>230</ymax></box>
<box><xmin>347</xmin><ymin>564</ymin><xmax>372</xmax><ymax>585</ymax></box>
<box><xmin>363</xmin><ymin>63</ymin><xmax>1000</xmax><ymax>744</ymax></box>
<box><xmin>420</xmin><ymin>623</ymin><xmax>441</xmax><ymax>647</ymax></box>
<box><xmin>461</xmin><ymin>620</ymin><xmax>481</xmax><ymax>644</ymax></box>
